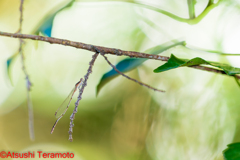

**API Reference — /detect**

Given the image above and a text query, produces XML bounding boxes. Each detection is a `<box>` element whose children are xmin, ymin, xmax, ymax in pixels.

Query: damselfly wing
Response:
<box><xmin>51</xmin><ymin>79</ymin><xmax>83</xmax><ymax>134</ymax></box>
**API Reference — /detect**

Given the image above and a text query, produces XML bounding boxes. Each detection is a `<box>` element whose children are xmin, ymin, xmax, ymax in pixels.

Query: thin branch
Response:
<box><xmin>101</xmin><ymin>53</ymin><xmax>165</xmax><ymax>92</ymax></box>
<box><xmin>69</xmin><ymin>52</ymin><xmax>99</xmax><ymax>142</ymax></box>
<box><xmin>0</xmin><ymin>31</ymin><xmax>169</xmax><ymax>61</ymax></box>
<box><xmin>0</xmin><ymin>31</ymin><xmax>239</xmax><ymax>79</ymax></box>
<box><xmin>18</xmin><ymin>0</ymin><xmax>24</xmax><ymax>33</ymax></box>
<box><xmin>27</xmin><ymin>92</ymin><xmax>34</xmax><ymax>140</ymax></box>
<box><xmin>17</xmin><ymin>0</ymin><xmax>35</xmax><ymax>141</ymax></box>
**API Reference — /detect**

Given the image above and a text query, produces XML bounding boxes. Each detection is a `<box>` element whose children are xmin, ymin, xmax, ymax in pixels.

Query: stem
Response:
<box><xmin>69</xmin><ymin>52</ymin><xmax>99</xmax><ymax>142</ymax></box>
<box><xmin>0</xmin><ymin>31</ymin><xmax>169</xmax><ymax>61</ymax></box>
<box><xmin>18</xmin><ymin>0</ymin><xmax>35</xmax><ymax>141</ymax></box>
<box><xmin>187</xmin><ymin>0</ymin><xmax>196</xmax><ymax>19</ymax></box>
<box><xmin>190</xmin><ymin>0</ymin><xmax>221</xmax><ymax>24</ymax></box>
<box><xmin>18</xmin><ymin>0</ymin><xmax>24</xmax><ymax>33</ymax></box>
<box><xmin>101</xmin><ymin>53</ymin><xmax>165</xmax><ymax>92</ymax></box>
<box><xmin>130</xmin><ymin>0</ymin><xmax>222</xmax><ymax>25</ymax></box>
<box><xmin>0</xmin><ymin>31</ymin><xmax>239</xmax><ymax>79</ymax></box>
<box><xmin>130</xmin><ymin>2</ymin><xmax>189</xmax><ymax>23</ymax></box>
<box><xmin>186</xmin><ymin>46</ymin><xmax>240</xmax><ymax>56</ymax></box>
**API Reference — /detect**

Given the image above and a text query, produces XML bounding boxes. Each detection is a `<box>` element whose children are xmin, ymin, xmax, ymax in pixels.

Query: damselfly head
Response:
<box><xmin>77</xmin><ymin>78</ymin><xmax>83</xmax><ymax>89</ymax></box>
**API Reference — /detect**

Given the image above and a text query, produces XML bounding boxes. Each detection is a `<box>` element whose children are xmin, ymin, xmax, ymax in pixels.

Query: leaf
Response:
<box><xmin>223</xmin><ymin>142</ymin><xmax>240</xmax><ymax>160</ymax></box>
<box><xmin>35</xmin><ymin>0</ymin><xmax>75</xmax><ymax>37</ymax></box>
<box><xmin>36</xmin><ymin>16</ymin><xmax>54</xmax><ymax>37</ymax></box>
<box><xmin>5</xmin><ymin>0</ymin><xmax>76</xmax><ymax>83</ymax></box>
<box><xmin>33</xmin><ymin>32</ymin><xmax>45</xmax><ymax>49</ymax></box>
<box><xmin>154</xmin><ymin>54</ymin><xmax>240</xmax><ymax>76</ymax></box>
<box><xmin>6</xmin><ymin>52</ymin><xmax>19</xmax><ymax>85</ymax></box>
<box><xmin>96</xmin><ymin>40</ymin><xmax>186</xmax><ymax>96</ymax></box>
<box><xmin>234</xmin><ymin>76</ymin><xmax>240</xmax><ymax>88</ymax></box>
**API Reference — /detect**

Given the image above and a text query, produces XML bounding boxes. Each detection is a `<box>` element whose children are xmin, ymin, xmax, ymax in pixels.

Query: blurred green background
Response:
<box><xmin>1</xmin><ymin>0</ymin><xmax>240</xmax><ymax>160</ymax></box>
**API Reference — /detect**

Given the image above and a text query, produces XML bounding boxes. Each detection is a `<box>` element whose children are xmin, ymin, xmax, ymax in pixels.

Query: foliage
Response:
<box><xmin>6</xmin><ymin>0</ymin><xmax>75</xmax><ymax>84</ymax></box>
<box><xmin>154</xmin><ymin>54</ymin><xmax>240</xmax><ymax>76</ymax></box>
<box><xmin>1</xmin><ymin>0</ymin><xmax>240</xmax><ymax>160</ymax></box>
<box><xmin>223</xmin><ymin>143</ymin><xmax>240</xmax><ymax>160</ymax></box>
<box><xmin>97</xmin><ymin>40</ymin><xmax>186</xmax><ymax>95</ymax></box>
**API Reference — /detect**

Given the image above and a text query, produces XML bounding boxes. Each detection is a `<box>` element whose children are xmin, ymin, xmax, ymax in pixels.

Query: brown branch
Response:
<box><xmin>69</xmin><ymin>52</ymin><xmax>99</xmax><ymax>142</ymax></box>
<box><xmin>0</xmin><ymin>31</ymin><xmax>239</xmax><ymax>79</ymax></box>
<box><xmin>17</xmin><ymin>0</ymin><xmax>35</xmax><ymax>141</ymax></box>
<box><xmin>0</xmin><ymin>31</ymin><xmax>169</xmax><ymax>61</ymax></box>
<box><xmin>27</xmin><ymin>92</ymin><xmax>34</xmax><ymax>140</ymax></box>
<box><xmin>101</xmin><ymin>53</ymin><xmax>165</xmax><ymax>92</ymax></box>
<box><xmin>18</xmin><ymin>0</ymin><xmax>24</xmax><ymax>33</ymax></box>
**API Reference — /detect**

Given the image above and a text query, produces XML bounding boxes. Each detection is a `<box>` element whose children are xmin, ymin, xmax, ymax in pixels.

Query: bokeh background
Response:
<box><xmin>1</xmin><ymin>0</ymin><xmax>240</xmax><ymax>159</ymax></box>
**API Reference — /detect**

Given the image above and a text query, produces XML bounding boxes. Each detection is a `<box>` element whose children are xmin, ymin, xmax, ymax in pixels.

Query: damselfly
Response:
<box><xmin>51</xmin><ymin>78</ymin><xmax>83</xmax><ymax>134</ymax></box>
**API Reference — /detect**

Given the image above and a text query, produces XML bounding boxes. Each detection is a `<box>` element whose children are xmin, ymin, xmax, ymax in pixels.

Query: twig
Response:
<box><xmin>18</xmin><ymin>0</ymin><xmax>34</xmax><ymax>141</ymax></box>
<box><xmin>0</xmin><ymin>31</ymin><xmax>239</xmax><ymax>79</ymax></box>
<box><xmin>101</xmin><ymin>53</ymin><xmax>165</xmax><ymax>92</ymax></box>
<box><xmin>27</xmin><ymin>92</ymin><xmax>34</xmax><ymax>140</ymax></box>
<box><xmin>0</xmin><ymin>31</ymin><xmax>169</xmax><ymax>61</ymax></box>
<box><xmin>18</xmin><ymin>0</ymin><xmax>24</xmax><ymax>33</ymax></box>
<box><xmin>69</xmin><ymin>52</ymin><xmax>99</xmax><ymax>142</ymax></box>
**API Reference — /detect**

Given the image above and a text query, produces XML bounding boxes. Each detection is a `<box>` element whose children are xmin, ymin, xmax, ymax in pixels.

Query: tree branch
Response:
<box><xmin>17</xmin><ymin>0</ymin><xmax>35</xmax><ymax>141</ymax></box>
<box><xmin>0</xmin><ymin>31</ymin><xmax>169</xmax><ymax>61</ymax></box>
<box><xmin>69</xmin><ymin>52</ymin><xmax>99</xmax><ymax>142</ymax></box>
<box><xmin>101</xmin><ymin>53</ymin><xmax>165</xmax><ymax>92</ymax></box>
<box><xmin>0</xmin><ymin>31</ymin><xmax>239</xmax><ymax>79</ymax></box>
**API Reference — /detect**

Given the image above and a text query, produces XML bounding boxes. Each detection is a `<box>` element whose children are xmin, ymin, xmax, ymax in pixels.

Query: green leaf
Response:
<box><xmin>223</xmin><ymin>142</ymin><xmax>240</xmax><ymax>160</ymax></box>
<box><xmin>5</xmin><ymin>0</ymin><xmax>76</xmax><ymax>83</ymax></box>
<box><xmin>6</xmin><ymin>52</ymin><xmax>19</xmax><ymax>85</ymax></box>
<box><xmin>154</xmin><ymin>54</ymin><xmax>240</xmax><ymax>76</ymax></box>
<box><xmin>96</xmin><ymin>58</ymin><xmax>145</xmax><ymax>96</ymax></box>
<box><xmin>35</xmin><ymin>0</ymin><xmax>75</xmax><ymax>37</ymax></box>
<box><xmin>96</xmin><ymin>41</ymin><xmax>186</xmax><ymax>96</ymax></box>
<box><xmin>234</xmin><ymin>76</ymin><xmax>240</xmax><ymax>88</ymax></box>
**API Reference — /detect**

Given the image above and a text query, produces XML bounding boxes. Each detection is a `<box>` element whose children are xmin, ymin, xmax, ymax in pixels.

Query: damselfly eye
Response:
<box><xmin>77</xmin><ymin>79</ymin><xmax>83</xmax><ymax>89</ymax></box>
